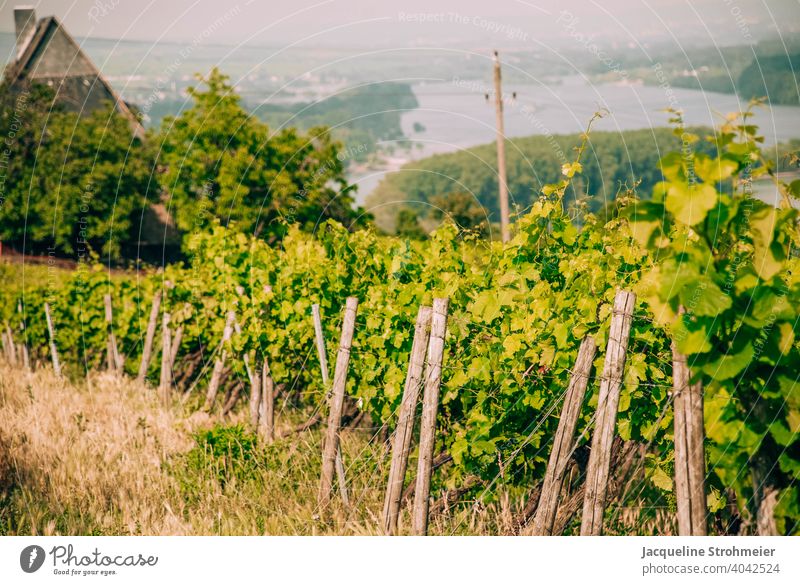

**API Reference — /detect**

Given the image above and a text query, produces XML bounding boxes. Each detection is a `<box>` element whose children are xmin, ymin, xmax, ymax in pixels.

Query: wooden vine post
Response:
<box><xmin>530</xmin><ymin>335</ymin><xmax>597</xmax><ymax>535</ymax></box>
<box><xmin>318</xmin><ymin>297</ymin><xmax>358</xmax><ymax>511</ymax></box>
<box><xmin>259</xmin><ymin>360</ymin><xmax>275</xmax><ymax>443</ymax></box>
<box><xmin>260</xmin><ymin>285</ymin><xmax>275</xmax><ymax>441</ymax></box>
<box><xmin>249</xmin><ymin>365</ymin><xmax>262</xmax><ymax>429</ymax></box>
<box><xmin>672</xmin><ymin>319</ymin><xmax>707</xmax><ymax>535</ymax></box>
<box><xmin>168</xmin><ymin>325</ymin><xmax>184</xmax><ymax>372</ymax></box>
<box><xmin>382</xmin><ymin>305</ymin><xmax>433</xmax><ymax>535</ymax></box>
<box><xmin>159</xmin><ymin>312</ymin><xmax>172</xmax><ymax>404</ymax></box>
<box><xmin>580</xmin><ymin>290</ymin><xmax>636</xmax><ymax>535</ymax></box>
<box><xmin>137</xmin><ymin>291</ymin><xmax>162</xmax><ymax>383</ymax></box>
<box><xmin>1</xmin><ymin>328</ymin><xmax>7</xmax><ymax>363</ymax></box>
<box><xmin>251</xmin><ymin>285</ymin><xmax>275</xmax><ymax>441</ymax></box>
<box><xmin>4</xmin><ymin>324</ymin><xmax>17</xmax><ymax>365</ymax></box>
<box><xmin>311</xmin><ymin>303</ymin><xmax>349</xmax><ymax>504</ymax></box>
<box><xmin>204</xmin><ymin>310</ymin><xmax>236</xmax><ymax>411</ymax></box>
<box><xmin>412</xmin><ymin>297</ymin><xmax>449</xmax><ymax>536</ymax></box>
<box><xmin>104</xmin><ymin>294</ymin><xmax>123</xmax><ymax>373</ymax></box>
<box><xmin>44</xmin><ymin>302</ymin><xmax>62</xmax><ymax>377</ymax></box>
<box><xmin>18</xmin><ymin>302</ymin><xmax>29</xmax><ymax>371</ymax></box>
<box><xmin>233</xmin><ymin>319</ymin><xmax>254</xmax><ymax>386</ymax></box>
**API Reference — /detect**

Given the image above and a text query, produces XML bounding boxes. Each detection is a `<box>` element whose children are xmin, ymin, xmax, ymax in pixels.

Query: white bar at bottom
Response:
<box><xmin>0</xmin><ymin>536</ymin><xmax>797</xmax><ymax>584</ymax></box>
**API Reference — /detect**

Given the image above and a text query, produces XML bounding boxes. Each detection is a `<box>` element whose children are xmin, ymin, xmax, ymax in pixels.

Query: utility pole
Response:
<box><xmin>493</xmin><ymin>50</ymin><xmax>511</xmax><ymax>243</ymax></box>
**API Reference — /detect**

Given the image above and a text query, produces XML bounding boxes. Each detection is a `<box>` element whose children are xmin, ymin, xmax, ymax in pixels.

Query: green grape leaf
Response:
<box><xmin>665</xmin><ymin>182</ymin><xmax>718</xmax><ymax>226</ymax></box>
<box><xmin>779</xmin><ymin>377</ymin><xmax>800</xmax><ymax>409</ymax></box>
<box><xmin>624</xmin><ymin>201</ymin><xmax>668</xmax><ymax>249</ymax></box>
<box><xmin>678</xmin><ymin>276</ymin><xmax>731</xmax><ymax>317</ymax></box>
<box><xmin>750</xmin><ymin>206</ymin><xmax>784</xmax><ymax>280</ymax></box>
<box><xmin>770</xmin><ymin>420</ymin><xmax>794</xmax><ymax>447</ymax></box>
<box><xmin>650</xmin><ymin>466</ymin><xmax>673</xmax><ymax>492</ymax></box>
<box><xmin>707</xmin><ymin>487</ymin><xmax>726</xmax><ymax>513</ymax></box>
<box><xmin>701</xmin><ymin>342</ymin><xmax>754</xmax><ymax>381</ymax></box>
<box><xmin>694</xmin><ymin>154</ymin><xmax>738</xmax><ymax>184</ymax></box>
<box><xmin>672</xmin><ymin>316</ymin><xmax>712</xmax><ymax>354</ymax></box>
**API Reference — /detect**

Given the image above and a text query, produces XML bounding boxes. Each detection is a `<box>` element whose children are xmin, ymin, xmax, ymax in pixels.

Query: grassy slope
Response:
<box><xmin>0</xmin><ymin>363</ymin><xmax>671</xmax><ymax>535</ymax></box>
<box><xmin>0</xmin><ymin>364</ymin><xmax>515</xmax><ymax>535</ymax></box>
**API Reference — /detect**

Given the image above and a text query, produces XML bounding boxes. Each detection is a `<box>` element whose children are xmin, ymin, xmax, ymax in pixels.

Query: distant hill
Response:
<box><xmin>584</xmin><ymin>40</ymin><xmax>800</xmax><ymax>106</ymax></box>
<box><xmin>737</xmin><ymin>53</ymin><xmax>800</xmax><ymax>105</ymax></box>
<box><xmin>256</xmin><ymin>82</ymin><xmax>418</xmax><ymax>163</ymax></box>
<box><xmin>366</xmin><ymin>127</ymin><xmax>719</xmax><ymax>233</ymax></box>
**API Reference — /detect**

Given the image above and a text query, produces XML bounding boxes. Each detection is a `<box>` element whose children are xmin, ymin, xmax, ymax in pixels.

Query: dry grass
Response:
<box><xmin>0</xmin><ymin>364</ymin><xmax>524</xmax><ymax>535</ymax></box>
<box><xmin>0</xmin><ymin>365</ymin><xmax>194</xmax><ymax>534</ymax></box>
<box><xmin>0</xmin><ymin>364</ymin><xmax>672</xmax><ymax>535</ymax></box>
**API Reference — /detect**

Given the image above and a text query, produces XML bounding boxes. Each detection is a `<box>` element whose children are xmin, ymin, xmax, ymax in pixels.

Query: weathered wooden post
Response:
<box><xmin>3</xmin><ymin>324</ymin><xmax>17</xmax><ymax>365</ymax></box>
<box><xmin>104</xmin><ymin>294</ymin><xmax>123</xmax><ymax>373</ymax></box>
<box><xmin>251</xmin><ymin>285</ymin><xmax>275</xmax><ymax>439</ymax></box>
<box><xmin>531</xmin><ymin>336</ymin><xmax>597</xmax><ymax>535</ymax></box>
<box><xmin>412</xmin><ymin>298</ymin><xmax>449</xmax><ymax>535</ymax></box>
<box><xmin>137</xmin><ymin>291</ymin><xmax>162</xmax><ymax>383</ymax></box>
<box><xmin>159</xmin><ymin>312</ymin><xmax>172</xmax><ymax>404</ymax></box>
<box><xmin>168</xmin><ymin>324</ymin><xmax>183</xmax><ymax>372</ymax></box>
<box><xmin>233</xmin><ymin>319</ymin><xmax>254</xmax><ymax>386</ymax></box>
<box><xmin>318</xmin><ymin>297</ymin><xmax>358</xmax><ymax>510</ymax></box>
<box><xmin>44</xmin><ymin>302</ymin><xmax>62</xmax><ymax>377</ymax></box>
<box><xmin>1</xmin><ymin>327</ymin><xmax>11</xmax><ymax>364</ymax></box>
<box><xmin>204</xmin><ymin>310</ymin><xmax>236</xmax><ymax>412</ymax></box>
<box><xmin>672</xmin><ymin>323</ymin><xmax>707</xmax><ymax>535</ymax></box>
<box><xmin>580</xmin><ymin>290</ymin><xmax>636</xmax><ymax>535</ymax></box>
<box><xmin>312</xmin><ymin>303</ymin><xmax>350</xmax><ymax>507</ymax></box>
<box><xmin>249</xmin><ymin>366</ymin><xmax>262</xmax><ymax>427</ymax></box>
<box><xmin>311</xmin><ymin>304</ymin><xmax>329</xmax><ymax>384</ymax></box>
<box><xmin>17</xmin><ymin>302</ymin><xmax>30</xmax><ymax>371</ymax></box>
<box><xmin>259</xmin><ymin>359</ymin><xmax>275</xmax><ymax>443</ymax></box>
<box><xmin>334</xmin><ymin>447</ymin><xmax>350</xmax><ymax>510</ymax></box>
<box><xmin>382</xmin><ymin>305</ymin><xmax>433</xmax><ymax>535</ymax></box>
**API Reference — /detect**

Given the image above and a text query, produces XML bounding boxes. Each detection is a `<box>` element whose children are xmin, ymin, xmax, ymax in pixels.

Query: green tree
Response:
<box><xmin>0</xmin><ymin>81</ymin><xmax>151</xmax><ymax>259</ymax></box>
<box><xmin>429</xmin><ymin>191</ymin><xmax>489</xmax><ymax>236</ymax></box>
<box><xmin>738</xmin><ymin>53</ymin><xmax>800</xmax><ymax>105</ymax></box>
<box><xmin>367</xmin><ymin>127</ymin><xmax>720</xmax><ymax>234</ymax></box>
<box><xmin>395</xmin><ymin>207</ymin><xmax>426</xmax><ymax>239</ymax></box>
<box><xmin>155</xmin><ymin>68</ymin><xmax>366</xmax><ymax>243</ymax></box>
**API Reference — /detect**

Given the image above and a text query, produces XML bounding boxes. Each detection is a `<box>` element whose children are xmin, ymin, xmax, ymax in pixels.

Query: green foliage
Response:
<box><xmin>0</xmin><ymin>68</ymin><xmax>374</xmax><ymax>261</ymax></box>
<box><xmin>0</xmin><ymin>82</ymin><xmax>151</xmax><ymax>259</ymax></box>
<box><xmin>395</xmin><ymin>208</ymin><xmax>426</xmax><ymax>239</ymax></box>
<box><xmin>258</xmin><ymin>82</ymin><xmax>418</xmax><ymax>163</ymax></box>
<box><xmin>429</xmin><ymin>191</ymin><xmax>489</xmax><ymax>236</ymax></box>
<box><xmin>155</xmin><ymin>68</ymin><xmax>367</xmax><ymax>244</ymax></box>
<box><xmin>367</xmin><ymin>127</ymin><xmax>720</xmax><ymax>234</ymax></box>
<box><xmin>624</xmin><ymin>106</ymin><xmax>800</xmax><ymax>532</ymax></box>
<box><xmin>188</xmin><ymin>424</ymin><xmax>258</xmax><ymax>473</ymax></box>
<box><xmin>177</xmin><ymin>424</ymin><xmax>260</xmax><ymax>498</ymax></box>
<box><xmin>5</xmin><ymin>113</ymin><xmax>799</xmax><ymax>533</ymax></box>
<box><xmin>738</xmin><ymin>53</ymin><xmax>800</xmax><ymax>105</ymax></box>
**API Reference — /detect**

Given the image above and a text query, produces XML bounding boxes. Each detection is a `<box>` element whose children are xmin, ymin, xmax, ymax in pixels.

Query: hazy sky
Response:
<box><xmin>0</xmin><ymin>0</ymin><xmax>797</xmax><ymax>48</ymax></box>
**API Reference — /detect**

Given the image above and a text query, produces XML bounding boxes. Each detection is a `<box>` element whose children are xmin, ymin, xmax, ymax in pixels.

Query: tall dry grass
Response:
<box><xmin>0</xmin><ymin>365</ymin><xmax>194</xmax><ymax>534</ymax></box>
<box><xmin>0</xmin><ymin>364</ymin><xmax>524</xmax><ymax>535</ymax></box>
<box><xmin>0</xmin><ymin>363</ymin><xmax>673</xmax><ymax>535</ymax></box>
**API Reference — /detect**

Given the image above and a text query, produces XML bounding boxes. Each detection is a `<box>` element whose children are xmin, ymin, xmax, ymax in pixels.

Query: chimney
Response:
<box><xmin>14</xmin><ymin>6</ymin><xmax>37</xmax><ymax>60</ymax></box>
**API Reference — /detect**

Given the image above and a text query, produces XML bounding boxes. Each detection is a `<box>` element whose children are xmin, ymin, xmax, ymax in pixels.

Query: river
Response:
<box><xmin>350</xmin><ymin>77</ymin><xmax>800</xmax><ymax>204</ymax></box>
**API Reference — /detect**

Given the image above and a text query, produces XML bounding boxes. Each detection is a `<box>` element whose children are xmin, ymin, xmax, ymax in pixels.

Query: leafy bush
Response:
<box><xmin>176</xmin><ymin>424</ymin><xmax>260</xmax><ymax>499</ymax></box>
<box><xmin>0</xmin><ymin>82</ymin><xmax>152</xmax><ymax>259</ymax></box>
<box><xmin>154</xmin><ymin>68</ymin><xmax>368</xmax><ymax>245</ymax></box>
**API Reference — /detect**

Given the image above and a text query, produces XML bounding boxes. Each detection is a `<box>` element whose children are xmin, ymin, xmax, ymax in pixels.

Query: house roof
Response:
<box><xmin>6</xmin><ymin>15</ymin><xmax>145</xmax><ymax>139</ymax></box>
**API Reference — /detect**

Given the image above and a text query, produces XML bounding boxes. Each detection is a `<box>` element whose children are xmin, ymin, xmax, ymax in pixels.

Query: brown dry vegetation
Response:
<box><xmin>0</xmin><ymin>363</ymin><xmax>673</xmax><ymax>535</ymax></box>
<box><xmin>0</xmin><ymin>364</ymin><xmax>520</xmax><ymax>535</ymax></box>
